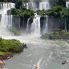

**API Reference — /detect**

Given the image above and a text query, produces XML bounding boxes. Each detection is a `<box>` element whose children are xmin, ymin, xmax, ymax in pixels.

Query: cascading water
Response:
<box><xmin>31</xmin><ymin>13</ymin><xmax>41</xmax><ymax>37</ymax></box>
<box><xmin>26</xmin><ymin>17</ymin><xmax>32</xmax><ymax>33</ymax></box>
<box><xmin>0</xmin><ymin>3</ymin><xmax>15</xmax><ymax>36</ymax></box>
<box><xmin>39</xmin><ymin>1</ymin><xmax>50</xmax><ymax>10</ymax></box>
<box><xmin>29</xmin><ymin>1</ymin><xmax>50</xmax><ymax>37</ymax></box>
<box><xmin>43</xmin><ymin>15</ymin><xmax>48</xmax><ymax>34</ymax></box>
<box><xmin>66</xmin><ymin>1</ymin><xmax>69</xmax><ymax>8</ymax></box>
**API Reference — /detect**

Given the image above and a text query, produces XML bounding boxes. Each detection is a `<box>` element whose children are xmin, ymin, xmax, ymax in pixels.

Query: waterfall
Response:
<box><xmin>0</xmin><ymin>2</ymin><xmax>15</xmax><ymax>14</ymax></box>
<box><xmin>26</xmin><ymin>1</ymin><xmax>50</xmax><ymax>10</ymax></box>
<box><xmin>66</xmin><ymin>1</ymin><xmax>69</xmax><ymax>8</ymax></box>
<box><xmin>0</xmin><ymin>3</ymin><xmax>15</xmax><ymax>36</ymax></box>
<box><xmin>26</xmin><ymin>3</ymin><xmax>29</xmax><ymax>9</ymax></box>
<box><xmin>26</xmin><ymin>17</ymin><xmax>31</xmax><ymax>33</ymax></box>
<box><xmin>31</xmin><ymin>13</ymin><xmax>41</xmax><ymax>37</ymax></box>
<box><xmin>39</xmin><ymin>1</ymin><xmax>50</xmax><ymax>10</ymax></box>
<box><xmin>28</xmin><ymin>0</ymin><xmax>39</xmax><ymax>11</ymax></box>
<box><xmin>43</xmin><ymin>16</ymin><xmax>48</xmax><ymax>34</ymax></box>
<box><xmin>29</xmin><ymin>1</ymin><xmax>50</xmax><ymax>37</ymax></box>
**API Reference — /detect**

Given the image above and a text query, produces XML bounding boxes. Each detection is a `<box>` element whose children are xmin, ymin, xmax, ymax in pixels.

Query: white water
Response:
<box><xmin>26</xmin><ymin>1</ymin><xmax>50</xmax><ymax>36</ymax></box>
<box><xmin>26</xmin><ymin>1</ymin><xmax>50</xmax><ymax>10</ymax></box>
<box><xmin>26</xmin><ymin>3</ymin><xmax>29</xmax><ymax>9</ymax></box>
<box><xmin>26</xmin><ymin>17</ymin><xmax>32</xmax><ymax>33</ymax></box>
<box><xmin>66</xmin><ymin>1</ymin><xmax>69</xmax><ymax>8</ymax></box>
<box><xmin>31</xmin><ymin>13</ymin><xmax>41</xmax><ymax>37</ymax></box>
<box><xmin>45</xmin><ymin>16</ymin><xmax>48</xmax><ymax>33</ymax></box>
<box><xmin>0</xmin><ymin>3</ymin><xmax>15</xmax><ymax>36</ymax></box>
<box><xmin>43</xmin><ymin>16</ymin><xmax>48</xmax><ymax>34</ymax></box>
<box><xmin>0</xmin><ymin>3</ymin><xmax>15</xmax><ymax>14</ymax></box>
<box><xmin>39</xmin><ymin>1</ymin><xmax>50</xmax><ymax>10</ymax></box>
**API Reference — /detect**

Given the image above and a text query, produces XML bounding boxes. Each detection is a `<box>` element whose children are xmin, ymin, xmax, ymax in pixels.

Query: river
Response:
<box><xmin>2</xmin><ymin>36</ymin><xmax>69</xmax><ymax>69</ymax></box>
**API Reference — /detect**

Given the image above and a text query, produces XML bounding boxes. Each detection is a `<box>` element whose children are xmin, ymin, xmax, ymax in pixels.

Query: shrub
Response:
<box><xmin>0</xmin><ymin>38</ymin><xmax>24</xmax><ymax>53</ymax></box>
<box><xmin>11</xmin><ymin>8</ymin><xmax>34</xmax><ymax>17</ymax></box>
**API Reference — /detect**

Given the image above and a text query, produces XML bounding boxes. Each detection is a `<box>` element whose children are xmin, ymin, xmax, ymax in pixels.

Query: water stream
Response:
<box><xmin>2</xmin><ymin>38</ymin><xmax>69</xmax><ymax>69</ymax></box>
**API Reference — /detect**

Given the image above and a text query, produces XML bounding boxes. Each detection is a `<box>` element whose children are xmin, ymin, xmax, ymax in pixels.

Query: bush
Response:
<box><xmin>41</xmin><ymin>31</ymin><xmax>69</xmax><ymax>39</ymax></box>
<box><xmin>0</xmin><ymin>38</ymin><xmax>24</xmax><ymax>53</ymax></box>
<box><xmin>37</xmin><ymin>9</ymin><xmax>47</xmax><ymax>16</ymax></box>
<box><xmin>11</xmin><ymin>8</ymin><xmax>34</xmax><ymax>17</ymax></box>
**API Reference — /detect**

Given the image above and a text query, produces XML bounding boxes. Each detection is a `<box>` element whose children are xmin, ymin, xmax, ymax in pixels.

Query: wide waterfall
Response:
<box><xmin>0</xmin><ymin>1</ymin><xmax>50</xmax><ymax>37</ymax></box>
<box><xmin>27</xmin><ymin>1</ymin><xmax>50</xmax><ymax>36</ymax></box>
<box><xmin>0</xmin><ymin>3</ymin><xmax>15</xmax><ymax>36</ymax></box>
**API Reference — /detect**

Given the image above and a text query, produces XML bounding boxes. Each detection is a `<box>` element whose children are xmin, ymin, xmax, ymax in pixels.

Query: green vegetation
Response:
<box><xmin>0</xmin><ymin>52</ymin><xmax>11</xmax><ymax>56</ymax></box>
<box><xmin>11</xmin><ymin>8</ymin><xmax>34</xmax><ymax>17</ymax></box>
<box><xmin>37</xmin><ymin>6</ymin><xmax>69</xmax><ymax>32</ymax></box>
<box><xmin>46</xmin><ymin>6</ymin><xmax>69</xmax><ymax>17</ymax></box>
<box><xmin>0</xmin><ymin>38</ymin><xmax>24</xmax><ymax>53</ymax></box>
<box><xmin>10</xmin><ymin>27</ymin><xmax>21</xmax><ymax>35</ymax></box>
<box><xmin>55</xmin><ymin>0</ymin><xmax>66</xmax><ymax>7</ymax></box>
<box><xmin>37</xmin><ymin>6</ymin><xmax>69</xmax><ymax>18</ymax></box>
<box><xmin>37</xmin><ymin>9</ymin><xmax>47</xmax><ymax>16</ymax></box>
<box><xmin>42</xmin><ymin>30</ymin><xmax>69</xmax><ymax>39</ymax></box>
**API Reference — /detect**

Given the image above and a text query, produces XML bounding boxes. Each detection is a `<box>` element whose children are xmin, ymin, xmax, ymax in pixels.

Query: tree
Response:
<box><xmin>55</xmin><ymin>0</ymin><xmax>66</xmax><ymax>7</ymax></box>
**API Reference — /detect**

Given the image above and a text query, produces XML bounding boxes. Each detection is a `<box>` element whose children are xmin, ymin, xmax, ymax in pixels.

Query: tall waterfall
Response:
<box><xmin>43</xmin><ymin>16</ymin><xmax>48</xmax><ymax>34</ymax></box>
<box><xmin>31</xmin><ymin>13</ymin><xmax>41</xmax><ymax>37</ymax></box>
<box><xmin>0</xmin><ymin>3</ymin><xmax>15</xmax><ymax>36</ymax></box>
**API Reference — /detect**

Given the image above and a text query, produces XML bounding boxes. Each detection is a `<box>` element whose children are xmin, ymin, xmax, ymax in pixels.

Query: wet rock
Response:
<box><xmin>23</xmin><ymin>44</ymin><xmax>28</xmax><ymax>48</ymax></box>
<box><xmin>62</xmin><ymin>61</ymin><xmax>67</xmax><ymax>65</ymax></box>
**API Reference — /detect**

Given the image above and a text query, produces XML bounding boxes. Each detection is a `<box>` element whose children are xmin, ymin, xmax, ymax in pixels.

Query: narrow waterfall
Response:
<box><xmin>26</xmin><ymin>17</ymin><xmax>31</xmax><ymax>33</ymax></box>
<box><xmin>66</xmin><ymin>1</ymin><xmax>69</xmax><ymax>8</ymax></box>
<box><xmin>43</xmin><ymin>16</ymin><xmax>48</xmax><ymax>34</ymax></box>
<box><xmin>26</xmin><ymin>3</ymin><xmax>29</xmax><ymax>9</ymax></box>
<box><xmin>31</xmin><ymin>13</ymin><xmax>41</xmax><ymax>37</ymax></box>
<box><xmin>0</xmin><ymin>3</ymin><xmax>15</xmax><ymax>36</ymax></box>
